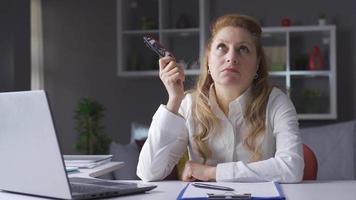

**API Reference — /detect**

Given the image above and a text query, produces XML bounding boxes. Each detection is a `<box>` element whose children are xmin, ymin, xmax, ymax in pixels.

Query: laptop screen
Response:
<box><xmin>0</xmin><ymin>91</ymin><xmax>72</xmax><ymax>199</ymax></box>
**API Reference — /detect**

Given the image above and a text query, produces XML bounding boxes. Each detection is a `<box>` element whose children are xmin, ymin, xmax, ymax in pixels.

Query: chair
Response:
<box><xmin>303</xmin><ymin>144</ymin><xmax>318</xmax><ymax>180</ymax></box>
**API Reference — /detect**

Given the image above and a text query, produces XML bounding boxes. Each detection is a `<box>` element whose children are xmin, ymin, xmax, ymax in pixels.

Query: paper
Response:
<box><xmin>63</xmin><ymin>155</ymin><xmax>112</xmax><ymax>163</ymax></box>
<box><xmin>180</xmin><ymin>181</ymin><xmax>283</xmax><ymax>199</ymax></box>
<box><xmin>63</xmin><ymin>155</ymin><xmax>112</xmax><ymax>168</ymax></box>
<box><xmin>65</xmin><ymin>159</ymin><xmax>111</xmax><ymax>168</ymax></box>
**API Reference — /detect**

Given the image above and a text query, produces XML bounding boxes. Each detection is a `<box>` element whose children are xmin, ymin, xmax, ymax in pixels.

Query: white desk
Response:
<box><xmin>1</xmin><ymin>180</ymin><xmax>356</xmax><ymax>199</ymax></box>
<box><xmin>1</xmin><ymin>162</ymin><xmax>355</xmax><ymax>200</ymax></box>
<box><xmin>106</xmin><ymin>180</ymin><xmax>356</xmax><ymax>200</ymax></box>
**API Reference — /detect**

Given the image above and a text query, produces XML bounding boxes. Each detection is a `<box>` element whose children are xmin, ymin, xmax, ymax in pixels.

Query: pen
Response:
<box><xmin>192</xmin><ymin>183</ymin><xmax>234</xmax><ymax>191</ymax></box>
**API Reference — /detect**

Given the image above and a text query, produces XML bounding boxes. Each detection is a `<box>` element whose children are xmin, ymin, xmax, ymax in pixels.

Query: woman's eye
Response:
<box><xmin>238</xmin><ymin>45</ymin><xmax>250</xmax><ymax>54</ymax></box>
<box><xmin>214</xmin><ymin>43</ymin><xmax>227</xmax><ymax>56</ymax></box>
<box><xmin>216</xmin><ymin>43</ymin><xmax>226</xmax><ymax>51</ymax></box>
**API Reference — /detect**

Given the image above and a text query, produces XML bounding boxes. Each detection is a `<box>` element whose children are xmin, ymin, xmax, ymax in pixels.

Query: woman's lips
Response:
<box><xmin>222</xmin><ymin>67</ymin><xmax>239</xmax><ymax>73</ymax></box>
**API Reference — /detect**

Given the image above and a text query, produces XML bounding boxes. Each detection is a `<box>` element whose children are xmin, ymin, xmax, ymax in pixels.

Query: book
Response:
<box><xmin>177</xmin><ymin>181</ymin><xmax>285</xmax><ymax>200</ymax></box>
<box><xmin>65</xmin><ymin>166</ymin><xmax>79</xmax><ymax>173</ymax></box>
<box><xmin>63</xmin><ymin>155</ymin><xmax>113</xmax><ymax>169</ymax></box>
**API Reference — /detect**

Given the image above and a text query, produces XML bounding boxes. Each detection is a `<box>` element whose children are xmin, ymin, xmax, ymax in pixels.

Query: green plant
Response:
<box><xmin>303</xmin><ymin>89</ymin><xmax>322</xmax><ymax>113</ymax></box>
<box><xmin>140</xmin><ymin>17</ymin><xmax>155</xmax><ymax>30</ymax></box>
<box><xmin>74</xmin><ymin>98</ymin><xmax>111</xmax><ymax>154</ymax></box>
<box><xmin>319</xmin><ymin>13</ymin><xmax>326</xmax><ymax>19</ymax></box>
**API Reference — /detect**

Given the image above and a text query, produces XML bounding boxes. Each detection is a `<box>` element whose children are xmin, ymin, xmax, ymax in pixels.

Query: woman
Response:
<box><xmin>137</xmin><ymin>14</ymin><xmax>304</xmax><ymax>183</ymax></box>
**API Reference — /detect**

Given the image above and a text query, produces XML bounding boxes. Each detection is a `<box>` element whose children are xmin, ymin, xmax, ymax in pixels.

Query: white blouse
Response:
<box><xmin>137</xmin><ymin>86</ymin><xmax>304</xmax><ymax>183</ymax></box>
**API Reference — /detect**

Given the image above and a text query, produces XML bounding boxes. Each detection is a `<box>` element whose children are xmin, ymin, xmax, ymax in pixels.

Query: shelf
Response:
<box><xmin>118</xmin><ymin>0</ymin><xmax>205</xmax><ymax>77</ymax></box>
<box><xmin>269</xmin><ymin>71</ymin><xmax>286</xmax><ymax>76</ymax></box>
<box><xmin>262</xmin><ymin>25</ymin><xmax>336</xmax><ymax>33</ymax></box>
<box><xmin>264</xmin><ymin>25</ymin><xmax>337</xmax><ymax>120</ymax></box>
<box><xmin>269</xmin><ymin>70</ymin><xmax>330</xmax><ymax>77</ymax></box>
<box><xmin>122</xmin><ymin>28</ymin><xmax>199</xmax><ymax>35</ymax></box>
<box><xmin>118</xmin><ymin>70</ymin><xmax>159</xmax><ymax>77</ymax></box>
<box><xmin>289</xmin><ymin>70</ymin><xmax>330</xmax><ymax>76</ymax></box>
<box><xmin>117</xmin><ymin>1</ymin><xmax>337</xmax><ymax>120</ymax></box>
<box><xmin>119</xmin><ymin>69</ymin><xmax>331</xmax><ymax>78</ymax></box>
<box><xmin>161</xmin><ymin>28</ymin><xmax>199</xmax><ymax>33</ymax></box>
<box><xmin>118</xmin><ymin>69</ymin><xmax>200</xmax><ymax>77</ymax></box>
<box><xmin>185</xmin><ymin>69</ymin><xmax>200</xmax><ymax>75</ymax></box>
<box><xmin>122</xmin><ymin>30</ymin><xmax>160</xmax><ymax>34</ymax></box>
<box><xmin>290</xmin><ymin>76</ymin><xmax>332</xmax><ymax>115</ymax></box>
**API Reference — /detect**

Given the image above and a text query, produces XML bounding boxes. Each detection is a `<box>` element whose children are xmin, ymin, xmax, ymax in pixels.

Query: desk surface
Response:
<box><xmin>1</xmin><ymin>161</ymin><xmax>355</xmax><ymax>200</ymax></box>
<box><xmin>1</xmin><ymin>180</ymin><xmax>356</xmax><ymax>200</ymax></box>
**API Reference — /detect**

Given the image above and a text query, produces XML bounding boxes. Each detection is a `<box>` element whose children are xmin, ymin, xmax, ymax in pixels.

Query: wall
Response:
<box><xmin>40</xmin><ymin>0</ymin><xmax>356</xmax><ymax>154</ymax></box>
<box><xmin>42</xmin><ymin>0</ymin><xmax>167</xmax><ymax>154</ymax></box>
<box><xmin>0</xmin><ymin>0</ymin><xmax>30</xmax><ymax>92</ymax></box>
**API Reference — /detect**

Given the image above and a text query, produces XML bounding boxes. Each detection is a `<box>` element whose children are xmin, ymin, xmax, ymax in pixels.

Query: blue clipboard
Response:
<box><xmin>176</xmin><ymin>182</ymin><xmax>286</xmax><ymax>200</ymax></box>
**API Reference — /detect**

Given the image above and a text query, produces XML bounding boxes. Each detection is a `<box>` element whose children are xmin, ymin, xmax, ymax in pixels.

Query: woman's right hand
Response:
<box><xmin>159</xmin><ymin>56</ymin><xmax>185</xmax><ymax>114</ymax></box>
<box><xmin>181</xmin><ymin>160</ymin><xmax>216</xmax><ymax>182</ymax></box>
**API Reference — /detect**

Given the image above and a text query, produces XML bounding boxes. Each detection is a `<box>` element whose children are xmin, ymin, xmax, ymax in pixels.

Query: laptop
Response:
<box><xmin>0</xmin><ymin>90</ymin><xmax>156</xmax><ymax>199</ymax></box>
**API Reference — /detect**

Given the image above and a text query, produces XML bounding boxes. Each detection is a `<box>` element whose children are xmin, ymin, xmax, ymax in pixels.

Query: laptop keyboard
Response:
<box><xmin>69</xmin><ymin>178</ymin><xmax>137</xmax><ymax>194</ymax></box>
<box><xmin>70</xmin><ymin>183</ymin><xmax>113</xmax><ymax>193</ymax></box>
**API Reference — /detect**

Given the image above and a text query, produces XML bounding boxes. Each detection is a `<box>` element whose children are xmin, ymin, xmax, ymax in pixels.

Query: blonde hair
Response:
<box><xmin>191</xmin><ymin>14</ymin><xmax>272</xmax><ymax>163</ymax></box>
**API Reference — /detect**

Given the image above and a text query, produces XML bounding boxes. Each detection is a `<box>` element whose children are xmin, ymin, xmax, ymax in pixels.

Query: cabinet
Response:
<box><xmin>117</xmin><ymin>2</ymin><xmax>337</xmax><ymax>120</ymax></box>
<box><xmin>117</xmin><ymin>0</ymin><xmax>208</xmax><ymax>76</ymax></box>
<box><xmin>262</xmin><ymin>25</ymin><xmax>337</xmax><ymax>120</ymax></box>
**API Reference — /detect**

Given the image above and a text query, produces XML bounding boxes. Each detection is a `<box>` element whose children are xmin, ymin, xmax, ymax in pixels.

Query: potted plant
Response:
<box><xmin>303</xmin><ymin>89</ymin><xmax>322</xmax><ymax>113</ymax></box>
<box><xmin>74</xmin><ymin>98</ymin><xmax>111</xmax><ymax>154</ymax></box>
<box><xmin>318</xmin><ymin>13</ymin><xmax>326</xmax><ymax>26</ymax></box>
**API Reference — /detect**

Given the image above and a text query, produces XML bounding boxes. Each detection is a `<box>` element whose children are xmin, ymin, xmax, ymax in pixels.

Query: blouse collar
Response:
<box><xmin>208</xmin><ymin>84</ymin><xmax>251</xmax><ymax>120</ymax></box>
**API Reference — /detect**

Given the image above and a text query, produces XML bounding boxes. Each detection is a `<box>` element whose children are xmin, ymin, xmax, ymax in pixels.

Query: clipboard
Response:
<box><xmin>207</xmin><ymin>193</ymin><xmax>251</xmax><ymax>200</ymax></box>
<box><xmin>176</xmin><ymin>182</ymin><xmax>285</xmax><ymax>200</ymax></box>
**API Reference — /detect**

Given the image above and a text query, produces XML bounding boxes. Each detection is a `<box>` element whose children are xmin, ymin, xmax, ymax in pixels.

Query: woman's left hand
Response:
<box><xmin>181</xmin><ymin>160</ymin><xmax>216</xmax><ymax>182</ymax></box>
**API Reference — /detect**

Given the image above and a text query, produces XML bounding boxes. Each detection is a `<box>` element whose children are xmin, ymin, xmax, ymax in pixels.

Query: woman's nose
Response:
<box><xmin>226</xmin><ymin>50</ymin><xmax>239</xmax><ymax>65</ymax></box>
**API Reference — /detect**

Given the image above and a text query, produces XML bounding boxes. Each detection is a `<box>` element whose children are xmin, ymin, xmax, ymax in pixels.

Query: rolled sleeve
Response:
<box><xmin>150</xmin><ymin>105</ymin><xmax>187</xmax><ymax>144</ymax></box>
<box><xmin>137</xmin><ymin>105</ymin><xmax>188</xmax><ymax>182</ymax></box>
<box><xmin>216</xmin><ymin>161</ymin><xmax>262</xmax><ymax>182</ymax></box>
